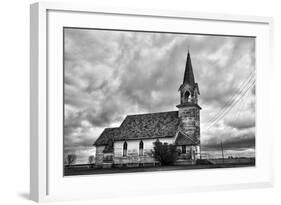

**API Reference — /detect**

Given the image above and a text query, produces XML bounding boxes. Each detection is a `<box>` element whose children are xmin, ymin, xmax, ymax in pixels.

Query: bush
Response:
<box><xmin>152</xmin><ymin>139</ymin><xmax>177</xmax><ymax>165</ymax></box>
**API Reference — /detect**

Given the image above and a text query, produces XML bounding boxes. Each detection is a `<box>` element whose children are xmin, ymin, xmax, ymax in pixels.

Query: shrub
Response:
<box><xmin>152</xmin><ymin>139</ymin><xmax>177</xmax><ymax>165</ymax></box>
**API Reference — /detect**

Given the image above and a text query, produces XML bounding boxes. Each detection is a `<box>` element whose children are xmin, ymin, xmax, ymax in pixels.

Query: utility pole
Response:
<box><xmin>220</xmin><ymin>141</ymin><xmax>224</xmax><ymax>164</ymax></box>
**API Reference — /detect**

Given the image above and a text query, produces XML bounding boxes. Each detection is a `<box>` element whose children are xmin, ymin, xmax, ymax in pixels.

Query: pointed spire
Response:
<box><xmin>183</xmin><ymin>50</ymin><xmax>195</xmax><ymax>86</ymax></box>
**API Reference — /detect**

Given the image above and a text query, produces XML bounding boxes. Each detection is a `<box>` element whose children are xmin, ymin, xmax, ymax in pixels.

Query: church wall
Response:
<box><xmin>113</xmin><ymin>138</ymin><xmax>175</xmax><ymax>165</ymax></box>
<box><xmin>95</xmin><ymin>145</ymin><xmax>105</xmax><ymax>165</ymax></box>
<box><xmin>95</xmin><ymin>137</ymin><xmax>200</xmax><ymax>166</ymax></box>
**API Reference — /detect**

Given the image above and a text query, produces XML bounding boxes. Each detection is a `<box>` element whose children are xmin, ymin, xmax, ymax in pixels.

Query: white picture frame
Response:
<box><xmin>30</xmin><ymin>2</ymin><xmax>274</xmax><ymax>202</ymax></box>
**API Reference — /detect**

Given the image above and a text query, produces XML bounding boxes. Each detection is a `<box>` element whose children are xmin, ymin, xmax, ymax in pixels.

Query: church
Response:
<box><xmin>94</xmin><ymin>51</ymin><xmax>201</xmax><ymax>167</ymax></box>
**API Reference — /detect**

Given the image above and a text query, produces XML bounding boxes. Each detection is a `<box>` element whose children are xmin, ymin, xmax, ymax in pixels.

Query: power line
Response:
<box><xmin>232</xmin><ymin>86</ymin><xmax>251</xmax><ymax>126</ymax></box>
<box><xmin>205</xmin><ymin>79</ymin><xmax>255</xmax><ymax>131</ymax></box>
<box><xmin>206</xmin><ymin>71</ymin><xmax>255</xmax><ymax>124</ymax></box>
<box><xmin>206</xmin><ymin>75</ymin><xmax>255</xmax><ymax>126</ymax></box>
<box><xmin>232</xmin><ymin>92</ymin><xmax>244</xmax><ymax>123</ymax></box>
<box><xmin>206</xmin><ymin>70</ymin><xmax>255</xmax><ymax>124</ymax></box>
<box><xmin>206</xmin><ymin>79</ymin><xmax>255</xmax><ymax>130</ymax></box>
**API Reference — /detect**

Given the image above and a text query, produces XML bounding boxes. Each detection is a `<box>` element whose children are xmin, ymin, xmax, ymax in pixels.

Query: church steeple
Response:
<box><xmin>183</xmin><ymin>51</ymin><xmax>195</xmax><ymax>86</ymax></box>
<box><xmin>178</xmin><ymin>50</ymin><xmax>200</xmax><ymax>105</ymax></box>
<box><xmin>176</xmin><ymin>50</ymin><xmax>201</xmax><ymax>151</ymax></box>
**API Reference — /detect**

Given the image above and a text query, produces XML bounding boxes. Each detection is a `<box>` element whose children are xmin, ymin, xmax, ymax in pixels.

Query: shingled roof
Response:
<box><xmin>118</xmin><ymin>111</ymin><xmax>179</xmax><ymax>140</ymax></box>
<box><xmin>94</xmin><ymin>111</ymin><xmax>179</xmax><ymax>146</ymax></box>
<box><xmin>93</xmin><ymin>127</ymin><xmax>120</xmax><ymax>146</ymax></box>
<box><xmin>175</xmin><ymin>131</ymin><xmax>199</xmax><ymax>146</ymax></box>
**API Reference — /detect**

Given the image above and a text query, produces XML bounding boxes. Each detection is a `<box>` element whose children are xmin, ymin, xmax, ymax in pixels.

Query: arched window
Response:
<box><xmin>182</xmin><ymin>145</ymin><xmax>186</xmax><ymax>154</ymax></box>
<box><xmin>139</xmin><ymin>140</ymin><xmax>144</xmax><ymax>156</ymax></box>
<box><xmin>184</xmin><ymin>91</ymin><xmax>190</xmax><ymax>101</ymax></box>
<box><xmin>123</xmin><ymin>141</ymin><xmax>127</xmax><ymax>157</ymax></box>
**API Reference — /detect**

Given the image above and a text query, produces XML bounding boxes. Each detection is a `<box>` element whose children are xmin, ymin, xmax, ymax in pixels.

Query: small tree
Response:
<box><xmin>66</xmin><ymin>154</ymin><xmax>77</xmax><ymax>167</ymax></box>
<box><xmin>88</xmin><ymin>155</ymin><xmax>95</xmax><ymax>168</ymax></box>
<box><xmin>152</xmin><ymin>139</ymin><xmax>177</xmax><ymax>165</ymax></box>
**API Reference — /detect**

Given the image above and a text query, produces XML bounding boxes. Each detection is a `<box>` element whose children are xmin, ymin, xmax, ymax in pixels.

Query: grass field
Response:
<box><xmin>64</xmin><ymin>161</ymin><xmax>255</xmax><ymax>176</ymax></box>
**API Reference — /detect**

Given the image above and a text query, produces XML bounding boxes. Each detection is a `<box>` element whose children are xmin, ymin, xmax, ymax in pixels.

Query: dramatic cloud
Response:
<box><xmin>64</xmin><ymin>28</ymin><xmax>255</xmax><ymax>163</ymax></box>
<box><xmin>225</xmin><ymin>116</ymin><xmax>255</xmax><ymax>130</ymax></box>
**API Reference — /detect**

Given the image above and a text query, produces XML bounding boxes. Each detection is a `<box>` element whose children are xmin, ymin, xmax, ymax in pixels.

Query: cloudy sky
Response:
<box><xmin>64</xmin><ymin>28</ymin><xmax>255</xmax><ymax>164</ymax></box>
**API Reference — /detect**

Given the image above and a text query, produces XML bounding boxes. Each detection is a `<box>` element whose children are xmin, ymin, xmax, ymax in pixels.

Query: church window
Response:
<box><xmin>182</xmin><ymin>145</ymin><xmax>186</xmax><ymax>154</ymax></box>
<box><xmin>139</xmin><ymin>140</ymin><xmax>144</xmax><ymax>156</ymax></box>
<box><xmin>123</xmin><ymin>141</ymin><xmax>127</xmax><ymax>157</ymax></box>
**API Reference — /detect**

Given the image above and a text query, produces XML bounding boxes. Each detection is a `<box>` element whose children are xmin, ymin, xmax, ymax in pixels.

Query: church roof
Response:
<box><xmin>94</xmin><ymin>127</ymin><xmax>119</xmax><ymax>146</ymax></box>
<box><xmin>94</xmin><ymin>111</ymin><xmax>179</xmax><ymax>146</ymax></box>
<box><xmin>175</xmin><ymin>131</ymin><xmax>199</xmax><ymax>146</ymax></box>
<box><xmin>183</xmin><ymin>51</ymin><xmax>195</xmax><ymax>86</ymax></box>
<box><xmin>118</xmin><ymin>111</ymin><xmax>179</xmax><ymax>140</ymax></box>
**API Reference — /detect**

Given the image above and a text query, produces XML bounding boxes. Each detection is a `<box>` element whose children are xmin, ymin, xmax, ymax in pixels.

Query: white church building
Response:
<box><xmin>94</xmin><ymin>51</ymin><xmax>201</xmax><ymax>167</ymax></box>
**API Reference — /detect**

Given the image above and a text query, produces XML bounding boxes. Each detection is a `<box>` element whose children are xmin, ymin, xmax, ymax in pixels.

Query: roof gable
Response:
<box><xmin>93</xmin><ymin>127</ymin><xmax>119</xmax><ymax>146</ymax></box>
<box><xmin>175</xmin><ymin>131</ymin><xmax>199</xmax><ymax>146</ymax></box>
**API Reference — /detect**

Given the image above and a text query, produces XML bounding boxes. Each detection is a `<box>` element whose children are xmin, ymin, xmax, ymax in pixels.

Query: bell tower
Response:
<box><xmin>176</xmin><ymin>51</ymin><xmax>201</xmax><ymax>144</ymax></box>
